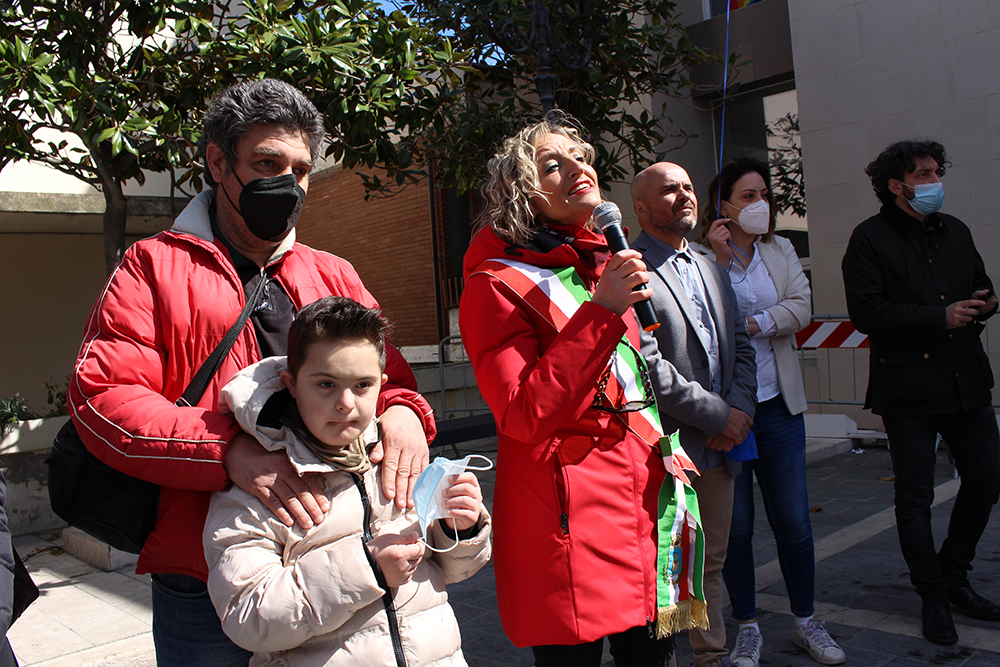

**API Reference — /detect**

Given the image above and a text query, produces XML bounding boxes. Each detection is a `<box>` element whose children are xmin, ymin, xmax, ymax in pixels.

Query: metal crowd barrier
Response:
<box><xmin>797</xmin><ymin>314</ymin><xmax>996</xmax><ymax>408</ymax></box>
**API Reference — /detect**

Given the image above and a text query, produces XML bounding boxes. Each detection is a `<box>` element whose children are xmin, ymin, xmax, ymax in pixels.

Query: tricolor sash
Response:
<box><xmin>472</xmin><ymin>258</ymin><xmax>708</xmax><ymax>636</ymax></box>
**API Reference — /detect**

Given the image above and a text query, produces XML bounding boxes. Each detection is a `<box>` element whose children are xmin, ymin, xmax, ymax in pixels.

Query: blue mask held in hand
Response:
<box><xmin>412</xmin><ymin>454</ymin><xmax>493</xmax><ymax>553</ymax></box>
<box><xmin>904</xmin><ymin>182</ymin><xmax>945</xmax><ymax>215</ymax></box>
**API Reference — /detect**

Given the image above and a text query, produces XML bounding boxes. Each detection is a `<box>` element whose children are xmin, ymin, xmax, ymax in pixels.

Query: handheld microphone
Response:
<box><xmin>592</xmin><ymin>201</ymin><xmax>660</xmax><ymax>332</ymax></box>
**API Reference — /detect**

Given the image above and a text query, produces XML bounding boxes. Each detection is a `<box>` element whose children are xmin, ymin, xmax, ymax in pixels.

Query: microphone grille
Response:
<box><xmin>592</xmin><ymin>201</ymin><xmax>622</xmax><ymax>231</ymax></box>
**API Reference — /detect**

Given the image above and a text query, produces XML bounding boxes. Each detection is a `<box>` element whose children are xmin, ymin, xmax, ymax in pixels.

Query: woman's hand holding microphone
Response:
<box><xmin>592</xmin><ymin>250</ymin><xmax>653</xmax><ymax>317</ymax></box>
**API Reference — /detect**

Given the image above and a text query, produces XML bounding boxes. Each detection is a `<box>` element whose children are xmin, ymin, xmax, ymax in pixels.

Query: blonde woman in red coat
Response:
<box><xmin>459</xmin><ymin>114</ymin><xmax>673</xmax><ymax>666</ymax></box>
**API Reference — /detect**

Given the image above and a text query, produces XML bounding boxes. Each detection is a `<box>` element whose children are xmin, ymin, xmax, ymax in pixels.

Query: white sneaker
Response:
<box><xmin>730</xmin><ymin>625</ymin><xmax>762</xmax><ymax>667</ymax></box>
<box><xmin>793</xmin><ymin>618</ymin><xmax>846</xmax><ymax>665</ymax></box>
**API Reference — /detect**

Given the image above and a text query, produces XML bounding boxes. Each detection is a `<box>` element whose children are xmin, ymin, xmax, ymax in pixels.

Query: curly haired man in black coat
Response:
<box><xmin>843</xmin><ymin>140</ymin><xmax>1000</xmax><ymax>646</ymax></box>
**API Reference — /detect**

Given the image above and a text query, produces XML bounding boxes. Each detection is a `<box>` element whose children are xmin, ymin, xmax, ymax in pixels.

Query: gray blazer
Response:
<box><xmin>634</xmin><ymin>230</ymin><xmax>758</xmax><ymax>477</ymax></box>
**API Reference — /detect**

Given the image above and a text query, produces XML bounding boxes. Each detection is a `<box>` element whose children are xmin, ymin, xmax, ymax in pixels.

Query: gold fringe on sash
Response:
<box><xmin>655</xmin><ymin>597</ymin><xmax>709</xmax><ymax>638</ymax></box>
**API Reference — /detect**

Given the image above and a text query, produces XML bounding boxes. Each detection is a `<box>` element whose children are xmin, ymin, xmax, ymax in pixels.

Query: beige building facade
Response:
<box><xmin>625</xmin><ymin>0</ymin><xmax>1000</xmax><ymax>428</ymax></box>
<box><xmin>3</xmin><ymin>0</ymin><xmax>999</xmax><ymax>427</ymax></box>
<box><xmin>0</xmin><ymin>165</ymin><xmax>178</xmax><ymax>410</ymax></box>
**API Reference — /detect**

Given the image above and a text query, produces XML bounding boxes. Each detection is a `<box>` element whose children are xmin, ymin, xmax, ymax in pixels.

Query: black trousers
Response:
<box><xmin>882</xmin><ymin>405</ymin><xmax>1000</xmax><ymax>605</ymax></box>
<box><xmin>531</xmin><ymin>625</ymin><xmax>674</xmax><ymax>667</ymax></box>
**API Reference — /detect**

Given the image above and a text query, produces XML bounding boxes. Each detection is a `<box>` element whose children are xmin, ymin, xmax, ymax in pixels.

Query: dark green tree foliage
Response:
<box><xmin>766</xmin><ymin>112</ymin><xmax>806</xmax><ymax>218</ymax></box>
<box><xmin>0</xmin><ymin>0</ymin><xmax>225</xmax><ymax>274</ymax></box>
<box><xmin>0</xmin><ymin>0</ymin><xmax>466</xmax><ymax>274</ymax></box>
<box><xmin>398</xmin><ymin>0</ymin><xmax>724</xmax><ymax>193</ymax></box>
<box><xmin>220</xmin><ymin>0</ymin><xmax>471</xmax><ymax>193</ymax></box>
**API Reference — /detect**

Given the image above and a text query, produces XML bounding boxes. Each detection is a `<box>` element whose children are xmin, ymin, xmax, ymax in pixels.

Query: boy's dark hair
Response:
<box><xmin>286</xmin><ymin>297</ymin><xmax>391</xmax><ymax>376</ymax></box>
<box><xmin>699</xmin><ymin>156</ymin><xmax>777</xmax><ymax>244</ymax></box>
<box><xmin>865</xmin><ymin>140</ymin><xmax>950</xmax><ymax>206</ymax></box>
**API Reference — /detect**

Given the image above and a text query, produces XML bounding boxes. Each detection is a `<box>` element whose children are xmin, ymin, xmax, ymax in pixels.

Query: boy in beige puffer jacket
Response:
<box><xmin>203</xmin><ymin>297</ymin><xmax>491</xmax><ymax>667</ymax></box>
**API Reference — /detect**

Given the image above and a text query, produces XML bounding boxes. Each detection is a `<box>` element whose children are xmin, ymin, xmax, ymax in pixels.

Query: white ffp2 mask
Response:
<box><xmin>728</xmin><ymin>199</ymin><xmax>770</xmax><ymax>235</ymax></box>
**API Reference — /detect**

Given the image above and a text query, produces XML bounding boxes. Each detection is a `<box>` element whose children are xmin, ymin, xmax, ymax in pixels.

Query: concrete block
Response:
<box><xmin>61</xmin><ymin>527</ymin><xmax>138</xmax><ymax>573</ymax></box>
<box><xmin>0</xmin><ymin>416</ymin><xmax>70</xmax><ymax>454</ymax></box>
<box><xmin>789</xmin><ymin>5</ymin><xmax>862</xmax><ymax>77</ymax></box>
<box><xmin>413</xmin><ymin>366</ymin><xmax>439</xmax><ymax>394</ymax></box>
<box><xmin>396</xmin><ymin>344</ymin><xmax>438</xmax><ymax>365</ymax></box>
<box><xmin>805</xmin><ymin>413</ymin><xmax>858</xmax><ymax>438</ymax></box>
<box><xmin>805</xmin><ymin>437</ymin><xmax>854</xmax><ymax>466</ymax></box>
<box><xmin>806</xmin><ymin>414</ymin><xmax>884</xmax><ymax>446</ymax></box>
<box><xmin>789</xmin><ymin>0</ymin><xmax>860</xmax><ymax>23</ymax></box>
<box><xmin>798</xmin><ymin>123</ymin><xmax>871</xmax><ymax>188</ymax></box>
<box><xmin>442</xmin><ymin>364</ymin><xmax>467</xmax><ymax>388</ymax></box>
<box><xmin>1</xmin><ymin>416</ymin><xmax>69</xmax><ymax>536</ymax></box>
<box><xmin>2</xmin><ymin>449</ymin><xmax>64</xmax><ymax>536</ymax></box>
<box><xmin>794</xmin><ymin>71</ymin><xmax>844</xmax><ymax>133</ymax></box>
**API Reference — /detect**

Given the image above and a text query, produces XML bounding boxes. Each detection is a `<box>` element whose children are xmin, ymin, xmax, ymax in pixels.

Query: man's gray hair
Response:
<box><xmin>202</xmin><ymin>78</ymin><xmax>326</xmax><ymax>187</ymax></box>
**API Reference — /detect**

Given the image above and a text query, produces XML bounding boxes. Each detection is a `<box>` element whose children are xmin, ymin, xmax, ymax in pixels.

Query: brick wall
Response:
<box><xmin>297</xmin><ymin>166</ymin><xmax>445</xmax><ymax>348</ymax></box>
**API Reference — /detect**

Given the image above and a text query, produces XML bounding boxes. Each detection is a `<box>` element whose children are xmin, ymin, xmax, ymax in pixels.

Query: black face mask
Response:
<box><xmin>223</xmin><ymin>170</ymin><xmax>306</xmax><ymax>241</ymax></box>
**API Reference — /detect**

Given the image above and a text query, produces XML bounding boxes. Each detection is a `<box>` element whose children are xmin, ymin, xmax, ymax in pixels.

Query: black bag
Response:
<box><xmin>46</xmin><ymin>276</ymin><xmax>269</xmax><ymax>554</ymax></box>
<box><xmin>11</xmin><ymin>547</ymin><xmax>39</xmax><ymax>623</ymax></box>
<box><xmin>47</xmin><ymin>420</ymin><xmax>161</xmax><ymax>553</ymax></box>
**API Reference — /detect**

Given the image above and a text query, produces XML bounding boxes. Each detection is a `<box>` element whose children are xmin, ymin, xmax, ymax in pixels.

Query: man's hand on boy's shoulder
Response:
<box><xmin>224</xmin><ymin>431</ymin><xmax>330</xmax><ymax>529</ymax></box>
<box><xmin>371</xmin><ymin>405</ymin><xmax>430</xmax><ymax>510</ymax></box>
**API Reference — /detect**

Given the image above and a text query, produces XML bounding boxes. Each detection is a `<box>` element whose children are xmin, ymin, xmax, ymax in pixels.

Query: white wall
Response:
<box><xmin>0</xmin><ymin>127</ymin><xmax>176</xmax><ymax>197</ymax></box>
<box><xmin>790</xmin><ymin>0</ymin><xmax>1000</xmax><ymax>403</ymax></box>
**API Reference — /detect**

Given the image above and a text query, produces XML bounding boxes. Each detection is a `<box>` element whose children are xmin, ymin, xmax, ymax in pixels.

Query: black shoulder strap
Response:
<box><xmin>175</xmin><ymin>273</ymin><xmax>270</xmax><ymax>408</ymax></box>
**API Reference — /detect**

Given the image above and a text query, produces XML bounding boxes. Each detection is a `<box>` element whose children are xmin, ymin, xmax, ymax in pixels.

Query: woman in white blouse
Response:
<box><xmin>694</xmin><ymin>157</ymin><xmax>845</xmax><ymax>667</ymax></box>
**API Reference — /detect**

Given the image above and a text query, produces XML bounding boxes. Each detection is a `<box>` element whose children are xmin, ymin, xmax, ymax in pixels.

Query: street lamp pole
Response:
<box><xmin>480</xmin><ymin>0</ymin><xmax>596</xmax><ymax>113</ymax></box>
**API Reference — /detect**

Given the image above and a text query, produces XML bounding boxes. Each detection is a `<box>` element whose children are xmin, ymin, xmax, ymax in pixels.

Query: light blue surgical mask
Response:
<box><xmin>412</xmin><ymin>454</ymin><xmax>493</xmax><ymax>552</ymax></box>
<box><xmin>903</xmin><ymin>182</ymin><xmax>945</xmax><ymax>215</ymax></box>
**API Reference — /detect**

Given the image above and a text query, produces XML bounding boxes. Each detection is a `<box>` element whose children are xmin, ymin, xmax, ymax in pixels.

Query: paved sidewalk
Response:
<box><xmin>9</xmin><ymin>440</ymin><xmax>1000</xmax><ymax>666</ymax></box>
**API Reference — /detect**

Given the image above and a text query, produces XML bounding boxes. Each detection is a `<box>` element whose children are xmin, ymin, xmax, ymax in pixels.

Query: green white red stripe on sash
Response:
<box><xmin>473</xmin><ymin>257</ymin><xmax>708</xmax><ymax>636</ymax></box>
<box><xmin>472</xmin><ymin>258</ymin><xmax>663</xmax><ymax>447</ymax></box>
<box><xmin>656</xmin><ymin>432</ymin><xmax>708</xmax><ymax>635</ymax></box>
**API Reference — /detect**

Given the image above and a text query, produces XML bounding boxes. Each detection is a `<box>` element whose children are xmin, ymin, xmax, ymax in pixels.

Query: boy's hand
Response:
<box><xmin>367</xmin><ymin>532</ymin><xmax>425</xmax><ymax>588</ymax></box>
<box><xmin>440</xmin><ymin>472</ymin><xmax>483</xmax><ymax>532</ymax></box>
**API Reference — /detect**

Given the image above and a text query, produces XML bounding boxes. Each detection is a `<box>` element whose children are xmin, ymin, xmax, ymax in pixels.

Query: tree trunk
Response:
<box><xmin>102</xmin><ymin>181</ymin><xmax>128</xmax><ymax>276</ymax></box>
<box><xmin>90</xmin><ymin>143</ymin><xmax>128</xmax><ymax>276</ymax></box>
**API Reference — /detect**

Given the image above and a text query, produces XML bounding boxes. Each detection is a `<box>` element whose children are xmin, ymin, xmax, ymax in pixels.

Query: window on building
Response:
<box><xmin>707</xmin><ymin>0</ymin><xmax>764</xmax><ymax>19</ymax></box>
<box><xmin>713</xmin><ymin>87</ymin><xmax>810</xmax><ymax>295</ymax></box>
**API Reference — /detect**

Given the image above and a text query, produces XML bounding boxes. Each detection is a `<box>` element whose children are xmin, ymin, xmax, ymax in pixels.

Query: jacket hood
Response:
<box><xmin>462</xmin><ymin>223</ymin><xmax>611</xmax><ymax>285</ymax></box>
<box><xmin>219</xmin><ymin>356</ymin><xmax>379</xmax><ymax>475</ymax></box>
<box><xmin>172</xmin><ymin>190</ymin><xmax>297</xmax><ymax>261</ymax></box>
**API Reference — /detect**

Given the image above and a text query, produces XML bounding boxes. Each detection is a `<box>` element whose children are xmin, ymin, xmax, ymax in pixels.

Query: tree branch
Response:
<box><xmin>30</xmin><ymin>154</ymin><xmax>101</xmax><ymax>184</ymax></box>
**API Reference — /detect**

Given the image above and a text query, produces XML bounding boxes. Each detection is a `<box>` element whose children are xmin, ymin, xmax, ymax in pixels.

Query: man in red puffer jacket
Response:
<box><xmin>69</xmin><ymin>78</ymin><xmax>435</xmax><ymax>666</ymax></box>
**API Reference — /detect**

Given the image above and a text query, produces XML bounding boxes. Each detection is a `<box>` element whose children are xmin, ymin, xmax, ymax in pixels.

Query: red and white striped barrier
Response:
<box><xmin>794</xmin><ymin>321</ymin><xmax>869</xmax><ymax>349</ymax></box>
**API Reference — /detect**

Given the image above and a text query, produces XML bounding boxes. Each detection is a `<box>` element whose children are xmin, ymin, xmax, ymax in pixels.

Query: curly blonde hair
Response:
<box><xmin>476</xmin><ymin>113</ymin><xmax>596</xmax><ymax>246</ymax></box>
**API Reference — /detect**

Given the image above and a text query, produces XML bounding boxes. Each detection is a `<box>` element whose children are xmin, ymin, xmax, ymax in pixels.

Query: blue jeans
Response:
<box><xmin>722</xmin><ymin>396</ymin><xmax>815</xmax><ymax>621</ymax></box>
<box><xmin>882</xmin><ymin>405</ymin><xmax>1000</xmax><ymax>605</ymax></box>
<box><xmin>151</xmin><ymin>573</ymin><xmax>252</xmax><ymax>667</ymax></box>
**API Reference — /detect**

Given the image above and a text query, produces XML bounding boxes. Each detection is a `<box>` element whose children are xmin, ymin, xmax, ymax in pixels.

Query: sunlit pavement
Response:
<box><xmin>10</xmin><ymin>438</ymin><xmax>1000</xmax><ymax>666</ymax></box>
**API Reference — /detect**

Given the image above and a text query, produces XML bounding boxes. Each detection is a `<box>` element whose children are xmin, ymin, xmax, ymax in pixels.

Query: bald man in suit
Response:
<box><xmin>632</xmin><ymin>162</ymin><xmax>757</xmax><ymax>667</ymax></box>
